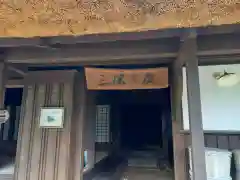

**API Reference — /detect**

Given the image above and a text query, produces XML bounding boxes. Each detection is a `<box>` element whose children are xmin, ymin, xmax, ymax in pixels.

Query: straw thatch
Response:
<box><xmin>0</xmin><ymin>0</ymin><xmax>239</xmax><ymax>37</ymax></box>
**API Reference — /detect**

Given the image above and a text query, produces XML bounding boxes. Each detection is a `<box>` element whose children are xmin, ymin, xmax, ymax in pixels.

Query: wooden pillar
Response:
<box><xmin>0</xmin><ymin>62</ymin><xmax>7</xmax><ymax>109</ymax></box>
<box><xmin>185</xmin><ymin>34</ymin><xmax>207</xmax><ymax>180</ymax></box>
<box><xmin>170</xmin><ymin>58</ymin><xmax>187</xmax><ymax>180</ymax></box>
<box><xmin>161</xmin><ymin>109</ymin><xmax>168</xmax><ymax>161</ymax></box>
<box><xmin>83</xmin><ymin>90</ymin><xmax>96</xmax><ymax>170</ymax></box>
<box><xmin>71</xmin><ymin>70</ymin><xmax>89</xmax><ymax>180</ymax></box>
<box><xmin>14</xmin><ymin>70</ymin><xmax>88</xmax><ymax>180</ymax></box>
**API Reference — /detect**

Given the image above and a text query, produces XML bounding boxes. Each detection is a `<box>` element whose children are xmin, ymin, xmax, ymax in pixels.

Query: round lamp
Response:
<box><xmin>216</xmin><ymin>71</ymin><xmax>239</xmax><ymax>87</ymax></box>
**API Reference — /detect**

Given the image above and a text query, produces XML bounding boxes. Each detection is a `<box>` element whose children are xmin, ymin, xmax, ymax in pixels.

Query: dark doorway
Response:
<box><xmin>120</xmin><ymin>103</ymin><xmax>162</xmax><ymax>150</ymax></box>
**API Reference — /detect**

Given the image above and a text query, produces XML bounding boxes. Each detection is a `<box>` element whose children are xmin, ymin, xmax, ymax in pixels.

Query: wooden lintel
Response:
<box><xmin>3</xmin><ymin>33</ymin><xmax>240</xmax><ymax>64</ymax></box>
<box><xmin>0</xmin><ymin>25</ymin><xmax>239</xmax><ymax>48</ymax></box>
<box><xmin>6</xmin><ymin>79</ymin><xmax>24</xmax><ymax>88</ymax></box>
<box><xmin>26</xmin><ymin>24</ymin><xmax>240</xmax><ymax>45</ymax></box>
<box><xmin>0</xmin><ymin>38</ymin><xmax>43</xmax><ymax>48</ymax></box>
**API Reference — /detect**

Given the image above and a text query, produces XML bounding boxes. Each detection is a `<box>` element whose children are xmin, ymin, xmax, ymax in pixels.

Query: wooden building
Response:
<box><xmin>0</xmin><ymin>0</ymin><xmax>240</xmax><ymax>179</ymax></box>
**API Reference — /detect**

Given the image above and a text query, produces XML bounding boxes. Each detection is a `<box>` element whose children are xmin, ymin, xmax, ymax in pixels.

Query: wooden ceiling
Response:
<box><xmin>0</xmin><ymin>0</ymin><xmax>239</xmax><ymax>37</ymax></box>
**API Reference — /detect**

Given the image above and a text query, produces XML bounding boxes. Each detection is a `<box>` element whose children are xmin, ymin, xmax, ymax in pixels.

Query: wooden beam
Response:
<box><xmin>185</xmin><ymin>31</ymin><xmax>207</xmax><ymax>180</ymax></box>
<box><xmin>6</xmin><ymin>79</ymin><xmax>24</xmax><ymax>88</ymax></box>
<box><xmin>198</xmin><ymin>33</ymin><xmax>240</xmax><ymax>55</ymax></box>
<box><xmin>0</xmin><ymin>38</ymin><xmax>43</xmax><ymax>48</ymax></box>
<box><xmin>0</xmin><ymin>24</ymin><xmax>239</xmax><ymax>47</ymax></box>
<box><xmin>4</xmin><ymin>33</ymin><xmax>240</xmax><ymax>64</ymax></box>
<box><xmin>47</xmin><ymin>24</ymin><xmax>240</xmax><ymax>44</ymax></box>
<box><xmin>6</xmin><ymin>49</ymin><xmax>176</xmax><ymax>64</ymax></box>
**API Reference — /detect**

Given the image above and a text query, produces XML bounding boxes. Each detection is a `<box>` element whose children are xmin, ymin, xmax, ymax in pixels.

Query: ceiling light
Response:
<box><xmin>214</xmin><ymin>71</ymin><xmax>239</xmax><ymax>87</ymax></box>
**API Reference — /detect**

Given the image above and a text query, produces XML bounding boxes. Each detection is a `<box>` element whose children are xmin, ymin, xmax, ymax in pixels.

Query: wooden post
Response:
<box><xmin>0</xmin><ymin>62</ymin><xmax>6</xmax><ymax>109</ymax></box>
<box><xmin>83</xmin><ymin>90</ymin><xmax>96</xmax><ymax>170</ymax></box>
<box><xmin>170</xmin><ymin>53</ymin><xmax>186</xmax><ymax>180</ymax></box>
<box><xmin>71</xmin><ymin>70</ymin><xmax>88</xmax><ymax>180</ymax></box>
<box><xmin>185</xmin><ymin>32</ymin><xmax>207</xmax><ymax>180</ymax></box>
<box><xmin>171</xmin><ymin>30</ymin><xmax>198</xmax><ymax>180</ymax></box>
<box><xmin>0</xmin><ymin>62</ymin><xmax>8</xmax><ymax>130</ymax></box>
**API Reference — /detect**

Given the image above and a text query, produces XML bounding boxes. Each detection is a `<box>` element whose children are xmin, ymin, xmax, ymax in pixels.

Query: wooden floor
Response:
<box><xmin>120</xmin><ymin>150</ymin><xmax>173</xmax><ymax>180</ymax></box>
<box><xmin>0</xmin><ymin>164</ymin><xmax>14</xmax><ymax>180</ymax></box>
<box><xmin>0</xmin><ymin>157</ymin><xmax>14</xmax><ymax>180</ymax></box>
<box><xmin>0</xmin><ymin>174</ymin><xmax>12</xmax><ymax>180</ymax></box>
<box><xmin>0</xmin><ymin>154</ymin><xmax>174</xmax><ymax>180</ymax></box>
<box><xmin>0</xmin><ymin>164</ymin><xmax>174</xmax><ymax>180</ymax></box>
<box><xmin>122</xmin><ymin>167</ymin><xmax>173</xmax><ymax>180</ymax></box>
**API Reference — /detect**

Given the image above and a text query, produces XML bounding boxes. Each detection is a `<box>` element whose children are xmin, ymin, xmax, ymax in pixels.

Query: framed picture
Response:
<box><xmin>39</xmin><ymin>107</ymin><xmax>65</xmax><ymax>128</ymax></box>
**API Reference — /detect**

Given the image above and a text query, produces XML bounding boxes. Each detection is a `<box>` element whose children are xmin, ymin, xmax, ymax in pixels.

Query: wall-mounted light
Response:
<box><xmin>213</xmin><ymin>71</ymin><xmax>239</xmax><ymax>87</ymax></box>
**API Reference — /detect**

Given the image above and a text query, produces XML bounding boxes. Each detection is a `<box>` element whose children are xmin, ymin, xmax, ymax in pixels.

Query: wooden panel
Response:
<box><xmin>184</xmin><ymin>134</ymin><xmax>240</xmax><ymax>150</ymax></box>
<box><xmin>14</xmin><ymin>70</ymin><xmax>87</xmax><ymax>180</ymax></box>
<box><xmin>15</xmin><ymin>84</ymin><xmax>35</xmax><ymax>180</ymax></box>
<box><xmin>0</xmin><ymin>0</ymin><xmax>239</xmax><ymax>37</ymax></box>
<box><xmin>27</xmin><ymin>84</ymin><xmax>45</xmax><ymax>180</ymax></box>
<box><xmin>205</xmin><ymin>135</ymin><xmax>217</xmax><ymax>148</ymax></box>
<box><xmin>217</xmin><ymin>136</ymin><xmax>229</xmax><ymax>149</ymax></box>
<box><xmin>229</xmin><ymin>135</ymin><xmax>240</xmax><ymax>149</ymax></box>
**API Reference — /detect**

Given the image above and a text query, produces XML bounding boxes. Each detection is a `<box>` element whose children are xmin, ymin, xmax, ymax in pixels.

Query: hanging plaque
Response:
<box><xmin>85</xmin><ymin>67</ymin><xmax>168</xmax><ymax>90</ymax></box>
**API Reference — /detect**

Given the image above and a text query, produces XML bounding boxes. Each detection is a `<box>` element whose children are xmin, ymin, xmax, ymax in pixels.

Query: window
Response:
<box><xmin>96</xmin><ymin>105</ymin><xmax>110</xmax><ymax>143</ymax></box>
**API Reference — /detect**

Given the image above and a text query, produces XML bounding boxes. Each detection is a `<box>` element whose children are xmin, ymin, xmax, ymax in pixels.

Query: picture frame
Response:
<box><xmin>39</xmin><ymin>107</ymin><xmax>65</xmax><ymax>128</ymax></box>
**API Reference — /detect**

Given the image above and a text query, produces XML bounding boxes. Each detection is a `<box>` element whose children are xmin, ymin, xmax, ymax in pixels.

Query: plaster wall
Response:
<box><xmin>182</xmin><ymin>64</ymin><xmax>240</xmax><ymax>131</ymax></box>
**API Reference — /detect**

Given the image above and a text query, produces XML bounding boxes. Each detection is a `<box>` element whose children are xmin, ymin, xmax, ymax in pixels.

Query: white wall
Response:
<box><xmin>182</xmin><ymin>64</ymin><xmax>240</xmax><ymax>131</ymax></box>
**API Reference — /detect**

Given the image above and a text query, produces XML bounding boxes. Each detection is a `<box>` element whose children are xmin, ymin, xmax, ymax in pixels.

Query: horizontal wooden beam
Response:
<box><xmin>5</xmin><ymin>38</ymin><xmax>179</xmax><ymax>64</ymax></box>
<box><xmin>0</xmin><ymin>24</ymin><xmax>239</xmax><ymax>47</ymax></box>
<box><xmin>50</xmin><ymin>25</ymin><xmax>240</xmax><ymax>45</ymax></box>
<box><xmin>6</xmin><ymin>79</ymin><xmax>24</xmax><ymax>88</ymax></box>
<box><xmin>4</xmin><ymin>33</ymin><xmax>240</xmax><ymax>65</ymax></box>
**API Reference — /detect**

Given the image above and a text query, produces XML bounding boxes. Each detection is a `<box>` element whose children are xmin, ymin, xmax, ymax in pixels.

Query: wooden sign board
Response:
<box><xmin>85</xmin><ymin>67</ymin><xmax>168</xmax><ymax>90</ymax></box>
<box><xmin>0</xmin><ymin>0</ymin><xmax>239</xmax><ymax>37</ymax></box>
